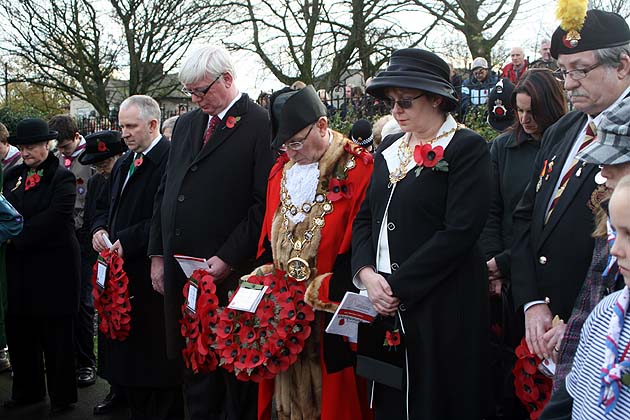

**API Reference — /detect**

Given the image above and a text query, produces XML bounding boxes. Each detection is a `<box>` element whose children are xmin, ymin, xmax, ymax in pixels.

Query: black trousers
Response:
<box><xmin>75</xmin><ymin>252</ymin><xmax>96</xmax><ymax>369</ymax></box>
<box><xmin>123</xmin><ymin>385</ymin><xmax>184</xmax><ymax>420</ymax></box>
<box><xmin>5</xmin><ymin>314</ymin><xmax>77</xmax><ymax>405</ymax></box>
<box><xmin>184</xmin><ymin>368</ymin><xmax>257</xmax><ymax>420</ymax></box>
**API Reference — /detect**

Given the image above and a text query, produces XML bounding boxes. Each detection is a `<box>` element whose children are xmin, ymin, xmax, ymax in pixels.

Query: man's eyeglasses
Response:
<box><xmin>181</xmin><ymin>74</ymin><xmax>222</xmax><ymax>97</ymax></box>
<box><xmin>279</xmin><ymin>123</ymin><xmax>316</xmax><ymax>151</ymax></box>
<box><xmin>383</xmin><ymin>93</ymin><xmax>425</xmax><ymax>109</ymax></box>
<box><xmin>553</xmin><ymin>62</ymin><xmax>602</xmax><ymax>81</ymax></box>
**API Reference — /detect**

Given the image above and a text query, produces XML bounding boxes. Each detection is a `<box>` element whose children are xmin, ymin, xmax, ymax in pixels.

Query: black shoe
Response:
<box><xmin>50</xmin><ymin>403</ymin><xmax>74</xmax><ymax>415</ymax></box>
<box><xmin>93</xmin><ymin>391</ymin><xmax>125</xmax><ymax>415</ymax></box>
<box><xmin>77</xmin><ymin>366</ymin><xmax>96</xmax><ymax>387</ymax></box>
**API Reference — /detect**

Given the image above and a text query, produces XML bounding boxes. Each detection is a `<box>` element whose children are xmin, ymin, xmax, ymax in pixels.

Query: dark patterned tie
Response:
<box><xmin>203</xmin><ymin>116</ymin><xmax>221</xmax><ymax>145</ymax></box>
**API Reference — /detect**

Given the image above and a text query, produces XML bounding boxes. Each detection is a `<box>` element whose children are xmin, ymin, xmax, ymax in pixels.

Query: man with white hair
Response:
<box><xmin>92</xmin><ymin>95</ymin><xmax>182</xmax><ymax>419</ymax></box>
<box><xmin>148</xmin><ymin>46</ymin><xmax>273</xmax><ymax>420</ymax></box>
<box><xmin>502</xmin><ymin>46</ymin><xmax>529</xmax><ymax>83</ymax></box>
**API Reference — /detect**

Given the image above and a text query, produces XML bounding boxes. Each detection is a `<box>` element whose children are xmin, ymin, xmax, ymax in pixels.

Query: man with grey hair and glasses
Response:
<box><xmin>511</xmin><ymin>9</ymin><xmax>630</xmax><ymax>393</ymax></box>
<box><xmin>148</xmin><ymin>46</ymin><xmax>273</xmax><ymax>420</ymax></box>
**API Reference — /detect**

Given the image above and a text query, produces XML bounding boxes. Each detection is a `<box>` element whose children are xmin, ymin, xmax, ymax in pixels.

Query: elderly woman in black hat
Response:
<box><xmin>352</xmin><ymin>48</ymin><xmax>492</xmax><ymax>419</ymax></box>
<box><xmin>2</xmin><ymin>118</ymin><xmax>80</xmax><ymax>413</ymax></box>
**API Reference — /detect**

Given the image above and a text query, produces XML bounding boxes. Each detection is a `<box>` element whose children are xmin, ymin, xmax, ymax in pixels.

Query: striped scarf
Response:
<box><xmin>600</xmin><ymin>285</ymin><xmax>630</xmax><ymax>414</ymax></box>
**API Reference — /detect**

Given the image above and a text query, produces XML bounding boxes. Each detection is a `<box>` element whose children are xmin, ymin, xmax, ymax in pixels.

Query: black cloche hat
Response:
<box><xmin>78</xmin><ymin>130</ymin><xmax>128</xmax><ymax>165</ymax></box>
<box><xmin>551</xmin><ymin>10</ymin><xmax>630</xmax><ymax>59</ymax></box>
<box><xmin>366</xmin><ymin>48</ymin><xmax>458</xmax><ymax>112</ymax></box>
<box><xmin>269</xmin><ymin>85</ymin><xmax>327</xmax><ymax>149</ymax></box>
<box><xmin>8</xmin><ymin>118</ymin><xmax>58</xmax><ymax>145</ymax></box>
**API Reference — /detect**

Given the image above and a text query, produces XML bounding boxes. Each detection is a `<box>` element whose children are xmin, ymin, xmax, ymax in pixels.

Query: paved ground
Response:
<box><xmin>0</xmin><ymin>370</ymin><xmax>129</xmax><ymax>420</ymax></box>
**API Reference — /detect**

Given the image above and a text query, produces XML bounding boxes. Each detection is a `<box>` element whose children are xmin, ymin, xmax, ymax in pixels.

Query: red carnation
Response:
<box><xmin>97</xmin><ymin>141</ymin><xmax>107</xmax><ymax>152</ymax></box>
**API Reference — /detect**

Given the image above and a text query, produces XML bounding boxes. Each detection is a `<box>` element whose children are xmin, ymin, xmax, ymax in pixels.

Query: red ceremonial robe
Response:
<box><xmin>256</xmin><ymin>131</ymin><xmax>373</xmax><ymax>420</ymax></box>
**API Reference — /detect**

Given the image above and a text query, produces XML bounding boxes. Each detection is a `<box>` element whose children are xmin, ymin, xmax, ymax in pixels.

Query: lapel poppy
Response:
<box><xmin>414</xmin><ymin>144</ymin><xmax>444</xmax><ymax>168</ymax></box>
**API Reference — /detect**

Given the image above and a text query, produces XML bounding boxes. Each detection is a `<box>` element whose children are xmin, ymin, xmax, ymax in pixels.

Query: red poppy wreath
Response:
<box><xmin>180</xmin><ymin>269</ymin><xmax>220</xmax><ymax>373</ymax></box>
<box><xmin>91</xmin><ymin>249</ymin><xmax>132</xmax><ymax>341</ymax></box>
<box><xmin>211</xmin><ymin>264</ymin><xmax>315</xmax><ymax>382</ymax></box>
<box><xmin>512</xmin><ymin>337</ymin><xmax>552</xmax><ymax>420</ymax></box>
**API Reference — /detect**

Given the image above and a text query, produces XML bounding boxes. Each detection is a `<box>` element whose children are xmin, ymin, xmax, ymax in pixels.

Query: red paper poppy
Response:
<box><xmin>327</xmin><ymin>178</ymin><xmax>353</xmax><ymax>202</ymax></box>
<box><xmin>244</xmin><ymin>348</ymin><xmax>264</xmax><ymax>368</ymax></box>
<box><xmin>24</xmin><ymin>176</ymin><xmax>36</xmax><ymax>191</ymax></box>
<box><xmin>97</xmin><ymin>141</ymin><xmax>107</xmax><ymax>152</ymax></box>
<box><xmin>225</xmin><ymin>116</ymin><xmax>237</xmax><ymax>128</ymax></box>
<box><xmin>239</xmin><ymin>326</ymin><xmax>257</xmax><ymax>344</ymax></box>
<box><xmin>134</xmin><ymin>156</ymin><xmax>143</xmax><ymax>167</ymax></box>
<box><xmin>286</xmin><ymin>335</ymin><xmax>305</xmax><ymax>355</ymax></box>
<box><xmin>414</xmin><ymin>144</ymin><xmax>444</xmax><ymax>168</ymax></box>
<box><xmin>386</xmin><ymin>330</ymin><xmax>401</xmax><ymax>346</ymax></box>
<box><xmin>77</xmin><ymin>177</ymin><xmax>84</xmax><ymax>185</ymax></box>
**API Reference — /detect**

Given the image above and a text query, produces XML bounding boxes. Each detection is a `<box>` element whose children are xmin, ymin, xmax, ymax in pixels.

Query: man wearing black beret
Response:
<box><xmin>511</xmin><ymin>9</ymin><xmax>630</xmax><ymax>412</ymax></box>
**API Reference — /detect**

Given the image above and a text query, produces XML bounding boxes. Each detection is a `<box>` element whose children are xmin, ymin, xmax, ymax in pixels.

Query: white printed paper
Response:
<box><xmin>326</xmin><ymin>292</ymin><xmax>378</xmax><ymax>343</ymax></box>
<box><xmin>103</xmin><ymin>234</ymin><xmax>113</xmax><ymax>249</ymax></box>
<box><xmin>175</xmin><ymin>254</ymin><xmax>209</xmax><ymax>278</ymax></box>
<box><xmin>228</xmin><ymin>283</ymin><xmax>268</xmax><ymax>313</ymax></box>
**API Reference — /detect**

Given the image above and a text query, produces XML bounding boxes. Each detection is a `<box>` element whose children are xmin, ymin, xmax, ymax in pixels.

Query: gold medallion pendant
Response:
<box><xmin>287</xmin><ymin>257</ymin><xmax>311</xmax><ymax>281</ymax></box>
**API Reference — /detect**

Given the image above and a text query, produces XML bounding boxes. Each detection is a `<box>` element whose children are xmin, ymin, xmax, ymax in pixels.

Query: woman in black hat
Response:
<box><xmin>351</xmin><ymin>48</ymin><xmax>492</xmax><ymax>419</ymax></box>
<box><xmin>2</xmin><ymin>118</ymin><xmax>80</xmax><ymax>413</ymax></box>
<box><xmin>480</xmin><ymin>68</ymin><xmax>567</xmax><ymax>419</ymax></box>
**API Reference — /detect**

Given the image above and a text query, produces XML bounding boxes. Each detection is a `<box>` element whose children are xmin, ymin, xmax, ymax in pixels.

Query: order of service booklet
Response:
<box><xmin>325</xmin><ymin>292</ymin><xmax>378</xmax><ymax>343</ymax></box>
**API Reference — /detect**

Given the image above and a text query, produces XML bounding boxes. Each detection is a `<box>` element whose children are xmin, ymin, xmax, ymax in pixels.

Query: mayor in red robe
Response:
<box><xmin>255</xmin><ymin>86</ymin><xmax>373</xmax><ymax>420</ymax></box>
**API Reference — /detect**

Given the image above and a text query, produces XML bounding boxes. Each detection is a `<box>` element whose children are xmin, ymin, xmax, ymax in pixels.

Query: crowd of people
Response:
<box><xmin>0</xmin><ymin>6</ymin><xmax>629</xmax><ymax>420</ymax></box>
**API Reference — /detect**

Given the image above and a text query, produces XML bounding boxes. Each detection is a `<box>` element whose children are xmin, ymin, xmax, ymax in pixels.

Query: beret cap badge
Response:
<box><xmin>556</xmin><ymin>0</ymin><xmax>587</xmax><ymax>49</ymax></box>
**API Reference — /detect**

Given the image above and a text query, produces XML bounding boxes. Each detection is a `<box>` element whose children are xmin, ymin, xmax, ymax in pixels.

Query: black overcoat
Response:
<box><xmin>93</xmin><ymin>136</ymin><xmax>180</xmax><ymax>387</ymax></box>
<box><xmin>480</xmin><ymin>131</ymin><xmax>541</xmax><ymax>278</ymax></box>
<box><xmin>4</xmin><ymin>153</ymin><xmax>80</xmax><ymax>316</ymax></box>
<box><xmin>352</xmin><ymin>129</ymin><xmax>491</xmax><ymax>420</ymax></box>
<box><xmin>511</xmin><ymin>111</ymin><xmax>597</xmax><ymax>321</ymax></box>
<box><xmin>148</xmin><ymin>94</ymin><xmax>274</xmax><ymax>357</ymax></box>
